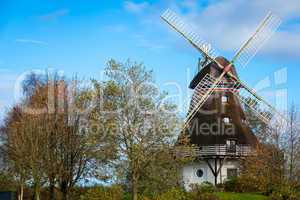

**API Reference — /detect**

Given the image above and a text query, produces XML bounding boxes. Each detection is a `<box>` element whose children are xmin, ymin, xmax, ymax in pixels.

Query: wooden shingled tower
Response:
<box><xmin>187</xmin><ymin>57</ymin><xmax>258</xmax><ymax>147</ymax></box>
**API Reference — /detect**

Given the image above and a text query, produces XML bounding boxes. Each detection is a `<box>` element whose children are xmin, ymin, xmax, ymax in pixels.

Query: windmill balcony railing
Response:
<box><xmin>175</xmin><ymin>145</ymin><xmax>254</xmax><ymax>157</ymax></box>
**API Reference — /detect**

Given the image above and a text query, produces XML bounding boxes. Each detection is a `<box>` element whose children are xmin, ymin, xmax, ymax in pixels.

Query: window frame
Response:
<box><xmin>227</xmin><ymin>168</ymin><xmax>238</xmax><ymax>179</ymax></box>
<box><xmin>196</xmin><ymin>169</ymin><xmax>204</xmax><ymax>178</ymax></box>
<box><xmin>221</xmin><ymin>95</ymin><xmax>229</xmax><ymax>103</ymax></box>
<box><xmin>223</xmin><ymin>117</ymin><xmax>231</xmax><ymax>124</ymax></box>
<box><xmin>226</xmin><ymin>139</ymin><xmax>237</xmax><ymax>153</ymax></box>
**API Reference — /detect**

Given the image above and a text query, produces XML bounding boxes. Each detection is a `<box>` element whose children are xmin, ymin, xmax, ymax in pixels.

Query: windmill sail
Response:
<box><xmin>188</xmin><ymin>73</ymin><xmax>218</xmax><ymax>114</ymax></box>
<box><xmin>232</xmin><ymin>12</ymin><xmax>281</xmax><ymax>68</ymax></box>
<box><xmin>161</xmin><ymin>9</ymin><xmax>218</xmax><ymax>60</ymax></box>
<box><xmin>184</xmin><ymin>71</ymin><xmax>227</xmax><ymax>130</ymax></box>
<box><xmin>229</xmin><ymin>79</ymin><xmax>287</xmax><ymax>125</ymax></box>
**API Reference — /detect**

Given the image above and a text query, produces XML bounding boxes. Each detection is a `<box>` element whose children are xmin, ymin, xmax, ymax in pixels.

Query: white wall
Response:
<box><xmin>182</xmin><ymin>159</ymin><xmax>239</xmax><ymax>191</ymax></box>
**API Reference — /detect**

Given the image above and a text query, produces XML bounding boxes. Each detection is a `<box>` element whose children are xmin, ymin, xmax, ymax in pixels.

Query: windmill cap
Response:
<box><xmin>189</xmin><ymin>56</ymin><xmax>239</xmax><ymax>89</ymax></box>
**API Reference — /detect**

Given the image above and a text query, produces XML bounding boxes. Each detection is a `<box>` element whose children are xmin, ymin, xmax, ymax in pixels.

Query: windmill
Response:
<box><xmin>161</xmin><ymin>9</ymin><xmax>288</xmax><ymax>187</ymax></box>
<box><xmin>161</xmin><ymin>9</ymin><xmax>287</xmax><ymax>132</ymax></box>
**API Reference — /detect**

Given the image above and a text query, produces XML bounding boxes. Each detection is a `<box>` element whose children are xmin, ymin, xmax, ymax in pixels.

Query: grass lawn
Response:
<box><xmin>216</xmin><ymin>192</ymin><xmax>268</xmax><ymax>200</ymax></box>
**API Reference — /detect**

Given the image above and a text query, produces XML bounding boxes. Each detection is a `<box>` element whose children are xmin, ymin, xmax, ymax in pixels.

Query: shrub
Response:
<box><xmin>123</xmin><ymin>193</ymin><xmax>132</xmax><ymax>200</ymax></box>
<box><xmin>189</xmin><ymin>183</ymin><xmax>219</xmax><ymax>200</ymax></box>
<box><xmin>190</xmin><ymin>182</ymin><xmax>216</xmax><ymax>194</ymax></box>
<box><xmin>223</xmin><ymin>178</ymin><xmax>240</xmax><ymax>192</ymax></box>
<box><xmin>139</xmin><ymin>196</ymin><xmax>152</xmax><ymax>200</ymax></box>
<box><xmin>190</xmin><ymin>193</ymin><xmax>220</xmax><ymax>200</ymax></box>
<box><xmin>80</xmin><ymin>185</ymin><xmax>124</xmax><ymax>200</ymax></box>
<box><xmin>268</xmin><ymin>185</ymin><xmax>300</xmax><ymax>200</ymax></box>
<box><xmin>223</xmin><ymin>177</ymin><xmax>260</xmax><ymax>193</ymax></box>
<box><xmin>156</xmin><ymin>187</ymin><xmax>189</xmax><ymax>200</ymax></box>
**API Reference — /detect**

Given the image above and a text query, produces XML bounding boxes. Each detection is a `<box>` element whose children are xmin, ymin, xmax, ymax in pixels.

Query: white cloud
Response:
<box><xmin>124</xmin><ymin>1</ymin><xmax>150</xmax><ymax>13</ymax></box>
<box><xmin>163</xmin><ymin>0</ymin><xmax>300</xmax><ymax>59</ymax></box>
<box><xmin>16</xmin><ymin>38</ymin><xmax>48</xmax><ymax>46</ymax></box>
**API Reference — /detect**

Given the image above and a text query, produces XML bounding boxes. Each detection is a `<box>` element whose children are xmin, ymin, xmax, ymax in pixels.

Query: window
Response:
<box><xmin>221</xmin><ymin>95</ymin><xmax>229</xmax><ymax>103</ymax></box>
<box><xmin>196</xmin><ymin>169</ymin><xmax>204</xmax><ymax>178</ymax></box>
<box><xmin>226</xmin><ymin>140</ymin><xmax>237</xmax><ymax>153</ymax></box>
<box><xmin>226</xmin><ymin>140</ymin><xmax>236</xmax><ymax>146</ymax></box>
<box><xmin>223</xmin><ymin>117</ymin><xmax>231</xmax><ymax>124</ymax></box>
<box><xmin>227</xmin><ymin>168</ymin><xmax>238</xmax><ymax>179</ymax></box>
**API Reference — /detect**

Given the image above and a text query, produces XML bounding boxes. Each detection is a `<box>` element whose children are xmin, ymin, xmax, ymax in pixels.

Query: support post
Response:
<box><xmin>205</xmin><ymin>157</ymin><xmax>226</xmax><ymax>186</ymax></box>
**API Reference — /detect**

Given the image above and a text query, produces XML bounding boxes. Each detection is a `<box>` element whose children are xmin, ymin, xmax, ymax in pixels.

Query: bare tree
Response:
<box><xmin>284</xmin><ymin>104</ymin><xmax>300</xmax><ymax>181</ymax></box>
<box><xmin>2</xmin><ymin>72</ymin><xmax>111</xmax><ymax>200</ymax></box>
<box><xmin>1</xmin><ymin>107</ymin><xmax>29</xmax><ymax>200</ymax></box>
<box><xmin>3</xmin><ymin>107</ymin><xmax>47</xmax><ymax>200</ymax></box>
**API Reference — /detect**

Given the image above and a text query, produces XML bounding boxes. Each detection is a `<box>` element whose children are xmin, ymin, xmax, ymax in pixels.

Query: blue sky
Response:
<box><xmin>0</xmin><ymin>0</ymin><xmax>299</xmax><ymax>121</ymax></box>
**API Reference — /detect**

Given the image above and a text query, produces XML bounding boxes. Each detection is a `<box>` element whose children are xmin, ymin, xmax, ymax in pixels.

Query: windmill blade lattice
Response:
<box><xmin>184</xmin><ymin>72</ymin><xmax>226</xmax><ymax>130</ymax></box>
<box><xmin>161</xmin><ymin>9</ymin><xmax>218</xmax><ymax>60</ymax></box>
<box><xmin>188</xmin><ymin>73</ymin><xmax>217</xmax><ymax>114</ymax></box>
<box><xmin>229</xmin><ymin>78</ymin><xmax>287</xmax><ymax>125</ymax></box>
<box><xmin>231</xmin><ymin>12</ymin><xmax>281</xmax><ymax>68</ymax></box>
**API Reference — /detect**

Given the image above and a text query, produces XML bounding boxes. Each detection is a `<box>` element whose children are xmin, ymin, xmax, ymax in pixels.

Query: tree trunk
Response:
<box><xmin>60</xmin><ymin>181</ymin><xmax>69</xmax><ymax>200</ymax></box>
<box><xmin>289</xmin><ymin>118</ymin><xmax>295</xmax><ymax>181</ymax></box>
<box><xmin>49</xmin><ymin>177</ymin><xmax>56</xmax><ymax>200</ymax></box>
<box><xmin>33</xmin><ymin>182</ymin><xmax>40</xmax><ymax>200</ymax></box>
<box><xmin>62</xmin><ymin>192</ymin><xmax>68</xmax><ymax>200</ymax></box>
<box><xmin>132</xmin><ymin>178</ymin><xmax>138</xmax><ymax>200</ymax></box>
<box><xmin>18</xmin><ymin>184</ymin><xmax>24</xmax><ymax>200</ymax></box>
<box><xmin>131</xmin><ymin>169</ymin><xmax>138</xmax><ymax>200</ymax></box>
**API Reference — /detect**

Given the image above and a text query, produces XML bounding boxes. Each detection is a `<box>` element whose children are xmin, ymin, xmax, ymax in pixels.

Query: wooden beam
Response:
<box><xmin>205</xmin><ymin>157</ymin><xmax>227</xmax><ymax>185</ymax></box>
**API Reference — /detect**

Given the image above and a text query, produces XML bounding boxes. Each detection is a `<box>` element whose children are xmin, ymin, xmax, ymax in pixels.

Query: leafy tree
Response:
<box><xmin>0</xmin><ymin>171</ymin><xmax>17</xmax><ymax>192</ymax></box>
<box><xmin>240</xmin><ymin>144</ymin><xmax>285</xmax><ymax>193</ymax></box>
<box><xmin>239</xmin><ymin>98</ymin><xmax>288</xmax><ymax>193</ymax></box>
<box><xmin>91</xmin><ymin>59</ymin><xmax>187</xmax><ymax>200</ymax></box>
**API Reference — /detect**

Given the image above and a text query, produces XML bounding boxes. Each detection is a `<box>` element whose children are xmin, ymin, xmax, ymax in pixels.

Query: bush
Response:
<box><xmin>156</xmin><ymin>187</ymin><xmax>189</xmax><ymax>200</ymax></box>
<box><xmin>190</xmin><ymin>182</ymin><xmax>216</xmax><ymax>194</ymax></box>
<box><xmin>123</xmin><ymin>193</ymin><xmax>132</xmax><ymax>200</ymax></box>
<box><xmin>223</xmin><ymin>178</ymin><xmax>241</xmax><ymax>192</ymax></box>
<box><xmin>79</xmin><ymin>185</ymin><xmax>124</xmax><ymax>200</ymax></box>
<box><xmin>268</xmin><ymin>185</ymin><xmax>300</xmax><ymax>200</ymax></box>
<box><xmin>190</xmin><ymin>193</ymin><xmax>220</xmax><ymax>200</ymax></box>
<box><xmin>223</xmin><ymin>177</ymin><xmax>260</xmax><ymax>193</ymax></box>
<box><xmin>189</xmin><ymin>183</ymin><xmax>219</xmax><ymax>200</ymax></box>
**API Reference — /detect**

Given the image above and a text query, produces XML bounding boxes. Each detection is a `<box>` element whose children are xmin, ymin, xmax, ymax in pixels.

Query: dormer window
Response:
<box><xmin>221</xmin><ymin>95</ymin><xmax>229</xmax><ymax>103</ymax></box>
<box><xmin>223</xmin><ymin>117</ymin><xmax>231</xmax><ymax>124</ymax></box>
